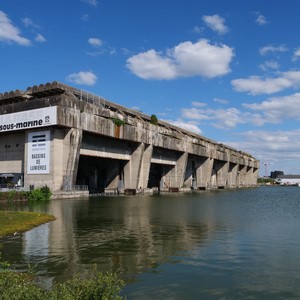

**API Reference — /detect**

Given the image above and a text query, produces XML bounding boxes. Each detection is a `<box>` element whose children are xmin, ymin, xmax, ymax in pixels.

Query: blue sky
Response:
<box><xmin>1</xmin><ymin>0</ymin><xmax>300</xmax><ymax>176</ymax></box>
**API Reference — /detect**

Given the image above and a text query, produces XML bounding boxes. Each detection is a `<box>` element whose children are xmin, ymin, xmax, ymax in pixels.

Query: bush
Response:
<box><xmin>0</xmin><ymin>191</ymin><xmax>30</xmax><ymax>201</ymax></box>
<box><xmin>29</xmin><ymin>186</ymin><xmax>52</xmax><ymax>202</ymax></box>
<box><xmin>150</xmin><ymin>114</ymin><xmax>158</xmax><ymax>125</ymax></box>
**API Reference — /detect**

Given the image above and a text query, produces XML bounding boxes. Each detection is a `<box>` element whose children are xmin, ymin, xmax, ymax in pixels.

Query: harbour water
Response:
<box><xmin>1</xmin><ymin>186</ymin><xmax>300</xmax><ymax>299</ymax></box>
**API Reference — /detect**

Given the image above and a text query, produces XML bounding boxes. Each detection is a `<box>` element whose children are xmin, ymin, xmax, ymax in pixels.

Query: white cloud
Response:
<box><xmin>232</xmin><ymin>71</ymin><xmax>300</xmax><ymax>95</ymax></box>
<box><xmin>0</xmin><ymin>11</ymin><xmax>31</xmax><ymax>46</ymax></box>
<box><xmin>202</xmin><ymin>14</ymin><xmax>228</xmax><ymax>34</ymax></box>
<box><xmin>191</xmin><ymin>101</ymin><xmax>207</xmax><ymax>107</ymax></box>
<box><xmin>35</xmin><ymin>33</ymin><xmax>46</xmax><ymax>43</ymax></box>
<box><xmin>213</xmin><ymin>98</ymin><xmax>229</xmax><ymax>104</ymax></box>
<box><xmin>126</xmin><ymin>39</ymin><xmax>234</xmax><ymax>80</ymax></box>
<box><xmin>181</xmin><ymin>107</ymin><xmax>247</xmax><ymax>129</ymax></box>
<box><xmin>127</xmin><ymin>49</ymin><xmax>176</xmax><ymax>79</ymax></box>
<box><xmin>243</xmin><ymin>92</ymin><xmax>300</xmax><ymax>123</ymax></box>
<box><xmin>292</xmin><ymin>47</ymin><xmax>300</xmax><ymax>61</ymax></box>
<box><xmin>229</xmin><ymin>129</ymin><xmax>300</xmax><ymax>167</ymax></box>
<box><xmin>178</xmin><ymin>91</ymin><xmax>300</xmax><ymax>130</ymax></box>
<box><xmin>259</xmin><ymin>60</ymin><xmax>280</xmax><ymax>71</ymax></box>
<box><xmin>81</xmin><ymin>0</ymin><xmax>98</xmax><ymax>6</ymax></box>
<box><xmin>259</xmin><ymin>45</ymin><xmax>288</xmax><ymax>56</ymax></box>
<box><xmin>255</xmin><ymin>14</ymin><xmax>267</xmax><ymax>25</ymax></box>
<box><xmin>88</xmin><ymin>38</ymin><xmax>103</xmax><ymax>47</ymax></box>
<box><xmin>164</xmin><ymin>119</ymin><xmax>202</xmax><ymax>134</ymax></box>
<box><xmin>66</xmin><ymin>71</ymin><xmax>97</xmax><ymax>86</ymax></box>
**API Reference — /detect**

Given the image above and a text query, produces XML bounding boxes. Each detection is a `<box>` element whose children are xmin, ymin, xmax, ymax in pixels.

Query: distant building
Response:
<box><xmin>270</xmin><ymin>170</ymin><xmax>284</xmax><ymax>178</ymax></box>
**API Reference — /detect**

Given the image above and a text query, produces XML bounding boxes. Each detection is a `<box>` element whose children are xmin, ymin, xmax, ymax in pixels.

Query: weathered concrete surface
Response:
<box><xmin>0</xmin><ymin>82</ymin><xmax>259</xmax><ymax>192</ymax></box>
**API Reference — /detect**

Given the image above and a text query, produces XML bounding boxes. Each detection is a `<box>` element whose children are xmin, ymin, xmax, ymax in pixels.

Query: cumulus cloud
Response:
<box><xmin>232</xmin><ymin>71</ymin><xmax>300</xmax><ymax>95</ymax></box>
<box><xmin>0</xmin><ymin>11</ymin><xmax>31</xmax><ymax>46</ymax></box>
<box><xmin>66</xmin><ymin>71</ymin><xmax>97</xmax><ymax>86</ymax></box>
<box><xmin>164</xmin><ymin>119</ymin><xmax>202</xmax><ymax>135</ymax></box>
<box><xmin>88</xmin><ymin>38</ymin><xmax>103</xmax><ymax>47</ymax></box>
<box><xmin>259</xmin><ymin>45</ymin><xmax>288</xmax><ymax>56</ymax></box>
<box><xmin>181</xmin><ymin>107</ymin><xmax>247</xmax><ymax>129</ymax></box>
<box><xmin>202</xmin><ymin>14</ymin><xmax>228</xmax><ymax>34</ymax></box>
<box><xmin>127</xmin><ymin>39</ymin><xmax>234</xmax><ymax>80</ymax></box>
<box><xmin>243</xmin><ymin>92</ymin><xmax>300</xmax><ymax>123</ymax></box>
<box><xmin>229</xmin><ymin>129</ymin><xmax>300</xmax><ymax>166</ymax></box>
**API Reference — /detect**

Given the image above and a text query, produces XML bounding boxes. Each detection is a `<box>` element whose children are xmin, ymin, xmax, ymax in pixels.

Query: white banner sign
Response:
<box><xmin>0</xmin><ymin>106</ymin><xmax>57</xmax><ymax>132</ymax></box>
<box><xmin>27</xmin><ymin>131</ymin><xmax>51</xmax><ymax>174</ymax></box>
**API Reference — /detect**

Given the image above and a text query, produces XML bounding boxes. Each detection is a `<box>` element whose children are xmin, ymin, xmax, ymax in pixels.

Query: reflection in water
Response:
<box><xmin>1</xmin><ymin>187</ymin><xmax>300</xmax><ymax>299</ymax></box>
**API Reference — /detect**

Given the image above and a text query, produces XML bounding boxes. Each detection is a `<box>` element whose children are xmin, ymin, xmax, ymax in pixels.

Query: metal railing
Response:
<box><xmin>63</xmin><ymin>185</ymin><xmax>89</xmax><ymax>192</ymax></box>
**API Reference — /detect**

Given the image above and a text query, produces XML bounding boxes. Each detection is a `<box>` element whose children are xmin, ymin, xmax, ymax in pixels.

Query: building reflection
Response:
<box><xmin>19</xmin><ymin>195</ymin><xmax>219</xmax><ymax>285</ymax></box>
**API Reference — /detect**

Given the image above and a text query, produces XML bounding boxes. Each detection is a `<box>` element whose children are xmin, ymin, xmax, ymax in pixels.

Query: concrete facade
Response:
<box><xmin>0</xmin><ymin>82</ymin><xmax>259</xmax><ymax>193</ymax></box>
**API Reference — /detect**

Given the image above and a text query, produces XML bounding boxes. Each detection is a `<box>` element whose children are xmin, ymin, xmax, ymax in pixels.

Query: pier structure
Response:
<box><xmin>0</xmin><ymin>82</ymin><xmax>259</xmax><ymax>194</ymax></box>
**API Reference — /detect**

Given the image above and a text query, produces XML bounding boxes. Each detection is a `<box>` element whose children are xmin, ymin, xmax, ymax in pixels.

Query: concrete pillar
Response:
<box><xmin>215</xmin><ymin>161</ymin><xmax>229</xmax><ymax>188</ymax></box>
<box><xmin>252</xmin><ymin>168</ymin><xmax>259</xmax><ymax>186</ymax></box>
<box><xmin>227</xmin><ymin>163</ymin><xmax>238</xmax><ymax>188</ymax></box>
<box><xmin>237</xmin><ymin>165</ymin><xmax>247</xmax><ymax>187</ymax></box>
<box><xmin>183</xmin><ymin>156</ymin><xmax>197</xmax><ymax>189</ymax></box>
<box><xmin>64</xmin><ymin>128</ymin><xmax>83</xmax><ymax>188</ymax></box>
<box><xmin>244</xmin><ymin>166</ymin><xmax>256</xmax><ymax>187</ymax></box>
<box><xmin>123</xmin><ymin>143</ymin><xmax>144</xmax><ymax>190</ymax></box>
<box><xmin>196</xmin><ymin>157</ymin><xmax>214</xmax><ymax>189</ymax></box>
<box><xmin>105</xmin><ymin>160</ymin><xmax>120</xmax><ymax>190</ymax></box>
<box><xmin>164</xmin><ymin>152</ymin><xmax>188</xmax><ymax>188</ymax></box>
<box><xmin>138</xmin><ymin>145</ymin><xmax>153</xmax><ymax>189</ymax></box>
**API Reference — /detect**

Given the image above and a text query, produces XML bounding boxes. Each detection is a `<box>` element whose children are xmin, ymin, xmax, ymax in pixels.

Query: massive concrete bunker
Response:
<box><xmin>0</xmin><ymin>82</ymin><xmax>259</xmax><ymax>194</ymax></box>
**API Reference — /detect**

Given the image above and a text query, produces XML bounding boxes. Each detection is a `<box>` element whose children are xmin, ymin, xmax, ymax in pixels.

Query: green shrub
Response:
<box><xmin>29</xmin><ymin>186</ymin><xmax>52</xmax><ymax>202</ymax></box>
<box><xmin>0</xmin><ymin>191</ymin><xmax>31</xmax><ymax>201</ymax></box>
<box><xmin>112</xmin><ymin>118</ymin><xmax>125</xmax><ymax>126</ymax></box>
<box><xmin>150</xmin><ymin>114</ymin><xmax>158</xmax><ymax>125</ymax></box>
<box><xmin>7</xmin><ymin>190</ymin><xmax>17</xmax><ymax>202</ymax></box>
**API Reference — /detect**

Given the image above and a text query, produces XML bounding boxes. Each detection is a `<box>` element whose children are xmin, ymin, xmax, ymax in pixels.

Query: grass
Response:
<box><xmin>0</xmin><ymin>211</ymin><xmax>56</xmax><ymax>237</ymax></box>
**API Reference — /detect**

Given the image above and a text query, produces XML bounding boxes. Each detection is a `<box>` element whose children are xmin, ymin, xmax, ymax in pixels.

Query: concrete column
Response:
<box><xmin>123</xmin><ymin>143</ymin><xmax>145</xmax><ymax>190</ymax></box>
<box><xmin>164</xmin><ymin>152</ymin><xmax>188</xmax><ymax>188</ymax></box>
<box><xmin>244</xmin><ymin>166</ymin><xmax>256</xmax><ymax>187</ymax></box>
<box><xmin>215</xmin><ymin>161</ymin><xmax>229</xmax><ymax>188</ymax></box>
<box><xmin>137</xmin><ymin>145</ymin><xmax>153</xmax><ymax>189</ymax></box>
<box><xmin>227</xmin><ymin>163</ymin><xmax>238</xmax><ymax>188</ymax></box>
<box><xmin>64</xmin><ymin>128</ymin><xmax>83</xmax><ymax>188</ymax></box>
<box><xmin>196</xmin><ymin>157</ymin><xmax>214</xmax><ymax>189</ymax></box>
<box><xmin>252</xmin><ymin>168</ymin><xmax>259</xmax><ymax>186</ymax></box>
<box><xmin>237</xmin><ymin>165</ymin><xmax>247</xmax><ymax>187</ymax></box>
<box><xmin>105</xmin><ymin>160</ymin><xmax>120</xmax><ymax>190</ymax></box>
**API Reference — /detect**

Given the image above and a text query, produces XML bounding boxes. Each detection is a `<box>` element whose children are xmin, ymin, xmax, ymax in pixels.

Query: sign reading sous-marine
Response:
<box><xmin>0</xmin><ymin>106</ymin><xmax>57</xmax><ymax>132</ymax></box>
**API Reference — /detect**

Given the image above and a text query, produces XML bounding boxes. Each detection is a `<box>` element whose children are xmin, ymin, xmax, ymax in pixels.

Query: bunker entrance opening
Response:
<box><xmin>76</xmin><ymin>155</ymin><xmax>127</xmax><ymax>193</ymax></box>
<box><xmin>148</xmin><ymin>163</ymin><xmax>173</xmax><ymax>190</ymax></box>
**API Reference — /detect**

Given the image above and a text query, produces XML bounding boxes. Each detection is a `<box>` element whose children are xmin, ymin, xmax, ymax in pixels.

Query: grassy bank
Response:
<box><xmin>0</xmin><ymin>271</ymin><xmax>125</xmax><ymax>300</ymax></box>
<box><xmin>0</xmin><ymin>211</ymin><xmax>56</xmax><ymax>237</ymax></box>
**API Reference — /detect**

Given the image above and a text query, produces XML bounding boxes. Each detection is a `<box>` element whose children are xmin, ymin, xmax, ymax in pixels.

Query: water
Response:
<box><xmin>1</xmin><ymin>186</ymin><xmax>300</xmax><ymax>299</ymax></box>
